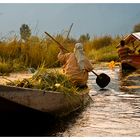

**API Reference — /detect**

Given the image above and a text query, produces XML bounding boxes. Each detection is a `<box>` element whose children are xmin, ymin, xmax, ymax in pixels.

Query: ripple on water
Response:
<box><xmin>53</xmin><ymin>67</ymin><xmax>140</xmax><ymax>136</ymax></box>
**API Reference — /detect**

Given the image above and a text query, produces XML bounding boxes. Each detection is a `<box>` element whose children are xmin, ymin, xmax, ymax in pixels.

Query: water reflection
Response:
<box><xmin>50</xmin><ymin>67</ymin><xmax>140</xmax><ymax>136</ymax></box>
<box><xmin>119</xmin><ymin>69</ymin><xmax>140</xmax><ymax>94</ymax></box>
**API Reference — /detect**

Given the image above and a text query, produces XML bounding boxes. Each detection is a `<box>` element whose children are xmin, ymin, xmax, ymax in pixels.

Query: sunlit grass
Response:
<box><xmin>0</xmin><ymin>34</ymin><xmax>121</xmax><ymax>74</ymax></box>
<box><xmin>88</xmin><ymin>45</ymin><xmax>119</xmax><ymax>62</ymax></box>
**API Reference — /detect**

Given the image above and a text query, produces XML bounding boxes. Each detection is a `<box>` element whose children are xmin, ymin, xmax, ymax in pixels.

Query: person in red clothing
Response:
<box><xmin>118</xmin><ymin>40</ymin><xmax>133</xmax><ymax>60</ymax></box>
<box><xmin>58</xmin><ymin>43</ymin><xmax>93</xmax><ymax>89</ymax></box>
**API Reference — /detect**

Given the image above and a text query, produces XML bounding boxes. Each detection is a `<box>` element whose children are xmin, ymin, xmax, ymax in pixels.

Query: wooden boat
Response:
<box><xmin>117</xmin><ymin>32</ymin><xmax>140</xmax><ymax>72</ymax></box>
<box><xmin>0</xmin><ymin>84</ymin><xmax>90</xmax><ymax>117</ymax></box>
<box><xmin>0</xmin><ymin>84</ymin><xmax>91</xmax><ymax>136</ymax></box>
<box><xmin>121</xmin><ymin>55</ymin><xmax>140</xmax><ymax>72</ymax></box>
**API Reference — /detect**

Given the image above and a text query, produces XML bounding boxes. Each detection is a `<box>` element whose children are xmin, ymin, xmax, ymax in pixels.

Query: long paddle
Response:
<box><xmin>45</xmin><ymin>32</ymin><xmax>69</xmax><ymax>52</ymax></box>
<box><xmin>45</xmin><ymin>31</ymin><xmax>110</xmax><ymax>88</ymax></box>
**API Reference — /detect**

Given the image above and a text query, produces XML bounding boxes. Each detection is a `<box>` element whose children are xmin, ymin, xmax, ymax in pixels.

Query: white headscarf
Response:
<box><xmin>74</xmin><ymin>43</ymin><xmax>85</xmax><ymax>71</ymax></box>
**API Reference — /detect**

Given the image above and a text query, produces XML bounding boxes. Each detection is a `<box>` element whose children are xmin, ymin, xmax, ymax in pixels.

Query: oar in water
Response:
<box><xmin>45</xmin><ymin>31</ymin><xmax>111</xmax><ymax>88</ymax></box>
<box><xmin>92</xmin><ymin>70</ymin><xmax>110</xmax><ymax>88</ymax></box>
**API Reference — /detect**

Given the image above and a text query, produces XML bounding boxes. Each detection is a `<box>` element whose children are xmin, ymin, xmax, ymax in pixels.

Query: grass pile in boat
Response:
<box><xmin>6</xmin><ymin>68</ymin><xmax>79</xmax><ymax>94</ymax></box>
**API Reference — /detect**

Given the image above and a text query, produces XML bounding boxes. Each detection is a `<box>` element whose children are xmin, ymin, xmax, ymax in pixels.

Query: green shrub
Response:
<box><xmin>88</xmin><ymin>45</ymin><xmax>119</xmax><ymax>62</ymax></box>
<box><xmin>92</xmin><ymin>35</ymin><xmax>113</xmax><ymax>50</ymax></box>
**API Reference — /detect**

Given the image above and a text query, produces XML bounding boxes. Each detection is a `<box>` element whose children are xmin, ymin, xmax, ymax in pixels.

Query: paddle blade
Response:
<box><xmin>96</xmin><ymin>73</ymin><xmax>110</xmax><ymax>88</ymax></box>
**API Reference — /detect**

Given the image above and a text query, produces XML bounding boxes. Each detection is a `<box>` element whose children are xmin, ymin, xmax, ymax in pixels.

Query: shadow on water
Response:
<box><xmin>118</xmin><ymin>69</ymin><xmax>140</xmax><ymax>94</ymax></box>
<box><xmin>45</xmin><ymin>103</ymin><xmax>91</xmax><ymax>136</ymax></box>
<box><xmin>0</xmin><ymin>112</ymin><xmax>58</xmax><ymax>136</ymax></box>
<box><xmin>0</xmin><ymin>103</ymin><xmax>91</xmax><ymax>136</ymax></box>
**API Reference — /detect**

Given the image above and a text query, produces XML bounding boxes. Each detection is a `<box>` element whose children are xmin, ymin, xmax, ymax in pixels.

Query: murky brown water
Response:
<box><xmin>50</xmin><ymin>67</ymin><xmax>140</xmax><ymax>136</ymax></box>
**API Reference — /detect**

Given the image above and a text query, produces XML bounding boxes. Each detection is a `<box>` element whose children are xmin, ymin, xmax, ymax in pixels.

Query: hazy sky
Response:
<box><xmin>0</xmin><ymin>3</ymin><xmax>140</xmax><ymax>39</ymax></box>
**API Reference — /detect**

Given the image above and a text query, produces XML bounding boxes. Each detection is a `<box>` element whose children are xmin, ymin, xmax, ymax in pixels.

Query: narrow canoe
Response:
<box><xmin>0</xmin><ymin>84</ymin><xmax>90</xmax><ymax>117</ymax></box>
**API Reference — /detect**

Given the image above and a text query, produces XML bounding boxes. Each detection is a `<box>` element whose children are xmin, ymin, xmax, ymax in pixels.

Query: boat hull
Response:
<box><xmin>0</xmin><ymin>85</ymin><xmax>90</xmax><ymax>117</ymax></box>
<box><xmin>120</xmin><ymin>55</ymin><xmax>140</xmax><ymax>72</ymax></box>
<box><xmin>0</xmin><ymin>85</ymin><xmax>91</xmax><ymax>136</ymax></box>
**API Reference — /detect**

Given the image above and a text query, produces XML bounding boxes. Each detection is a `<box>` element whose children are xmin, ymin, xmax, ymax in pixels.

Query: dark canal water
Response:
<box><xmin>47</xmin><ymin>66</ymin><xmax>140</xmax><ymax>136</ymax></box>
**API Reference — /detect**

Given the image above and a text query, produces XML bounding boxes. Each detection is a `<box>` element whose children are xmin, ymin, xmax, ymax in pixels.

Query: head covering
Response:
<box><xmin>74</xmin><ymin>43</ymin><xmax>85</xmax><ymax>71</ymax></box>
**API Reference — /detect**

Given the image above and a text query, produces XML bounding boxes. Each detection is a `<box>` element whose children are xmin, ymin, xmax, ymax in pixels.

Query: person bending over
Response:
<box><xmin>58</xmin><ymin>43</ymin><xmax>93</xmax><ymax>89</ymax></box>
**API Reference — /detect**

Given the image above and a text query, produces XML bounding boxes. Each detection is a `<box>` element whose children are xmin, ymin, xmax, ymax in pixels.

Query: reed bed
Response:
<box><xmin>0</xmin><ymin>34</ymin><xmax>120</xmax><ymax>74</ymax></box>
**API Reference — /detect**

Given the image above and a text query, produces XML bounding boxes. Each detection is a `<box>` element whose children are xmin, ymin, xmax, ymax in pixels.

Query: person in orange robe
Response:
<box><xmin>58</xmin><ymin>43</ymin><xmax>93</xmax><ymax>89</ymax></box>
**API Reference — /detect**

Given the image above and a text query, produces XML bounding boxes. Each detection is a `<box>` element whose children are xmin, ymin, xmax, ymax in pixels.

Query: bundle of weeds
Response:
<box><xmin>6</xmin><ymin>67</ymin><xmax>79</xmax><ymax>94</ymax></box>
<box><xmin>88</xmin><ymin>45</ymin><xmax>119</xmax><ymax>62</ymax></box>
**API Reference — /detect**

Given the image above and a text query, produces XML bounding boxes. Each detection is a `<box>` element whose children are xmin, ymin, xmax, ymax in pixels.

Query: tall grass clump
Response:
<box><xmin>88</xmin><ymin>45</ymin><xmax>119</xmax><ymax>62</ymax></box>
<box><xmin>92</xmin><ymin>35</ymin><xmax>113</xmax><ymax>50</ymax></box>
<box><xmin>86</xmin><ymin>35</ymin><xmax>120</xmax><ymax>62</ymax></box>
